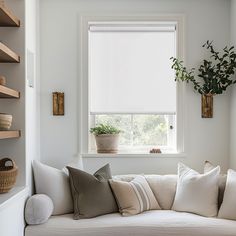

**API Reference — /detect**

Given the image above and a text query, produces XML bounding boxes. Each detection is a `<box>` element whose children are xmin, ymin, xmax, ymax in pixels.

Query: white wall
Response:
<box><xmin>230</xmin><ymin>0</ymin><xmax>236</xmax><ymax>169</ymax></box>
<box><xmin>40</xmin><ymin>0</ymin><xmax>231</xmax><ymax>174</ymax></box>
<box><xmin>25</xmin><ymin>0</ymin><xmax>40</xmax><ymax>193</ymax></box>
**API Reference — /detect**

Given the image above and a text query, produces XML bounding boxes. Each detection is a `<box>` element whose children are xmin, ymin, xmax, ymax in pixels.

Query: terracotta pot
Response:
<box><xmin>201</xmin><ymin>94</ymin><xmax>213</xmax><ymax>118</ymax></box>
<box><xmin>94</xmin><ymin>134</ymin><xmax>119</xmax><ymax>153</ymax></box>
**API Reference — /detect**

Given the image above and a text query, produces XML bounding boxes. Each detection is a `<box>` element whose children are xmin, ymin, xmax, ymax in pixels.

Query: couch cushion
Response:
<box><xmin>113</xmin><ymin>174</ymin><xmax>177</xmax><ymax>210</ymax></box>
<box><xmin>172</xmin><ymin>163</ymin><xmax>220</xmax><ymax>217</ymax></box>
<box><xmin>146</xmin><ymin>175</ymin><xmax>177</xmax><ymax>210</ymax></box>
<box><xmin>25</xmin><ymin>194</ymin><xmax>54</xmax><ymax>225</ymax></box>
<box><xmin>67</xmin><ymin>164</ymin><xmax>118</xmax><ymax>219</ymax></box>
<box><xmin>109</xmin><ymin>176</ymin><xmax>161</xmax><ymax>215</ymax></box>
<box><xmin>25</xmin><ymin>210</ymin><xmax>236</xmax><ymax>236</ymax></box>
<box><xmin>204</xmin><ymin>161</ymin><xmax>227</xmax><ymax>208</ymax></box>
<box><xmin>33</xmin><ymin>161</ymin><xmax>73</xmax><ymax>215</ymax></box>
<box><xmin>112</xmin><ymin>174</ymin><xmax>137</xmax><ymax>182</ymax></box>
<box><xmin>218</xmin><ymin>169</ymin><xmax>236</xmax><ymax>220</ymax></box>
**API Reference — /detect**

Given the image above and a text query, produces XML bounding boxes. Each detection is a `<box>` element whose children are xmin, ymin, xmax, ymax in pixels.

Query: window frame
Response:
<box><xmin>78</xmin><ymin>14</ymin><xmax>186</xmax><ymax>156</ymax></box>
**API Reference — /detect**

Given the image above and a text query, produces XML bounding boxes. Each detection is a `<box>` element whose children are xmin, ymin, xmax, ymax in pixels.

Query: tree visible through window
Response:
<box><xmin>93</xmin><ymin>114</ymin><xmax>176</xmax><ymax>152</ymax></box>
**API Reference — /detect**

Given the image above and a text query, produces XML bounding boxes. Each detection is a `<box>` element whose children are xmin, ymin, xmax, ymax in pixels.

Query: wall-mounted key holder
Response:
<box><xmin>53</xmin><ymin>92</ymin><xmax>64</xmax><ymax>116</ymax></box>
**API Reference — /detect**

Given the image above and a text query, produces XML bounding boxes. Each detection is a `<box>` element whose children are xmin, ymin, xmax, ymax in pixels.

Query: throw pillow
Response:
<box><xmin>218</xmin><ymin>169</ymin><xmax>236</xmax><ymax>220</ymax></box>
<box><xmin>172</xmin><ymin>162</ymin><xmax>220</xmax><ymax>217</ymax></box>
<box><xmin>67</xmin><ymin>164</ymin><xmax>118</xmax><ymax>219</ymax></box>
<box><xmin>109</xmin><ymin>175</ymin><xmax>161</xmax><ymax>216</ymax></box>
<box><xmin>204</xmin><ymin>161</ymin><xmax>227</xmax><ymax>207</ymax></box>
<box><xmin>33</xmin><ymin>160</ymin><xmax>73</xmax><ymax>215</ymax></box>
<box><xmin>113</xmin><ymin>174</ymin><xmax>177</xmax><ymax>210</ymax></box>
<box><xmin>146</xmin><ymin>175</ymin><xmax>177</xmax><ymax>210</ymax></box>
<box><xmin>25</xmin><ymin>194</ymin><xmax>54</xmax><ymax>225</ymax></box>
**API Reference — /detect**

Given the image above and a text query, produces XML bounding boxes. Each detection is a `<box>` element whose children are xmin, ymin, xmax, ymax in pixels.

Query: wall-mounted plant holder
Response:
<box><xmin>53</xmin><ymin>92</ymin><xmax>64</xmax><ymax>116</ymax></box>
<box><xmin>201</xmin><ymin>94</ymin><xmax>213</xmax><ymax>118</ymax></box>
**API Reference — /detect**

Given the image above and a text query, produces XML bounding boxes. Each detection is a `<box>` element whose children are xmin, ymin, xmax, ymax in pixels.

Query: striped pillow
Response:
<box><xmin>109</xmin><ymin>175</ymin><xmax>161</xmax><ymax>216</ymax></box>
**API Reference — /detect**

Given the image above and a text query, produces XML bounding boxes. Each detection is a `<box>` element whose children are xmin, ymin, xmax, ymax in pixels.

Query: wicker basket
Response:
<box><xmin>0</xmin><ymin>158</ymin><xmax>18</xmax><ymax>193</ymax></box>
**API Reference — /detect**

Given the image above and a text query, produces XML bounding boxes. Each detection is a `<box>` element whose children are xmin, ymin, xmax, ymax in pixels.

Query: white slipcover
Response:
<box><xmin>25</xmin><ymin>210</ymin><xmax>236</xmax><ymax>236</ymax></box>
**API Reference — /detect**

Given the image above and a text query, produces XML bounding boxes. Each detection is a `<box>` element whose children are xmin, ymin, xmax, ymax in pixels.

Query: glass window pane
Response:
<box><xmin>95</xmin><ymin>114</ymin><xmax>132</xmax><ymax>146</ymax></box>
<box><xmin>93</xmin><ymin>114</ymin><xmax>176</xmax><ymax>152</ymax></box>
<box><xmin>133</xmin><ymin>115</ymin><xmax>168</xmax><ymax>146</ymax></box>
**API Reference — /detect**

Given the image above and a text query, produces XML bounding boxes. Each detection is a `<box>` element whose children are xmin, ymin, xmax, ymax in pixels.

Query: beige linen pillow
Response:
<box><xmin>172</xmin><ymin>163</ymin><xmax>220</xmax><ymax>217</ymax></box>
<box><xmin>218</xmin><ymin>169</ymin><xmax>236</xmax><ymax>220</ymax></box>
<box><xmin>113</xmin><ymin>174</ymin><xmax>177</xmax><ymax>210</ymax></box>
<box><xmin>146</xmin><ymin>175</ymin><xmax>177</xmax><ymax>210</ymax></box>
<box><xmin>204</xmin><ymin>161</ymin><xmax>227</xmax><ymax>207</ymax></box>
<box><xmin>109</xmin><ymin>175</ymin><xmax>161</xmax><ymax>216</ymax></box>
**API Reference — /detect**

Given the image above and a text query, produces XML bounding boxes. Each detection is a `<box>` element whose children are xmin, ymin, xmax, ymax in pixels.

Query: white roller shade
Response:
<box><xmin>89</xmin><ymin>23</ymin><xmax>176</xmax><ymax>114</ymax></box>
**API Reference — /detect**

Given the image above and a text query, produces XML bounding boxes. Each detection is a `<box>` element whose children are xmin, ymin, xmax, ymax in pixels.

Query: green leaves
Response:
<box><xmin>90</xmin><ymin>124</ymin><xmax>121</xmax><ymax>135</ymax></box>
<box><xmin>171</xmin><ymin>41</ymin><xmax>236</xmax><ymax>95</ymax></box>
<box><xmin>170</xmin><ymin>57</ymin><xmax>202</xmax><ymax>93</ymax></box>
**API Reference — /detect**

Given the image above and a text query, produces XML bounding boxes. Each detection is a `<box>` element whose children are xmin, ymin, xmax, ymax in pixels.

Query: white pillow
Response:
<box><xmin>172</xmin><ymin>162</ymin><xmax>220</xmax><ymax>217</ymax></box>
<box><xmin>33</xmin><ymin>160</ymin><xmax>73</xmax><ymax>215</ymax></box>
<box><xmin>25</xmin><ymin>194</ymin><xmax>53</xmax><ymax>225</ymax></box>
<box><xmin>218</xmin><ymin>169</ymin><xmax>236</xmax><ymax>220</ymax></box>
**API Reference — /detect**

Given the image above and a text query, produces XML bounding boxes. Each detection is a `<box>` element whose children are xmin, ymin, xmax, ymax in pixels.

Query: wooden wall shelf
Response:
<box><xmin>0</xmin><ymin>5</ymin><xmax>20</xmax><ymax>27</ymax></box>
<box><xmin>0</xmin><ymin>42</ymin><xmax>20</xmax><ymax>63</ymax></box>
<box><xmin>0</xmin><ymin>85</ymin><xmax>20</xmax><ymax>98</ymax></box>
<box><xmin>0</xmin><ymin>130</ymin><xmax>21</xmax><ymax>139</ymax></box>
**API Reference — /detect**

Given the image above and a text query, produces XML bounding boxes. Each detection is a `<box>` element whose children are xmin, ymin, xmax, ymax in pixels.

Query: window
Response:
<box><xmin>92</xmin><ymin>114</ymin><xmax>176</xmax><ymax>153</ymax></box>
<box><xmin>83</xmin><ymin>18</ymin><xmax>184</xmax><ymax>154</ymax></box>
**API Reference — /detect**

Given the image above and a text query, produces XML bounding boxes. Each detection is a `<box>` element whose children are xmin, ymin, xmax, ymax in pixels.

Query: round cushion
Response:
<box><xmin>25</xmin><ymin>194</ymin><xmax>54</xmax><ymax>225</ymax></box>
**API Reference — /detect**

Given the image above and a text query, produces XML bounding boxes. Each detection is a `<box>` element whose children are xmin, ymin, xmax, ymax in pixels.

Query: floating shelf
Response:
<box><xmin>0</xmin><ymin>130</ymin><xmax>21</xmax><ymax>139</ymax></box>
<box><xmin>0</xmin><ymin>5</ymin><xmax>20</xmax><ymax>27</ymax></box>
<box><xmin>0</xmin><ymin>85</ymin><xmax>20</xmax><ymax>98</ymax></box>
<box><xmin>0</xmin><ymin>42</ymin><xmax>20</xmax><ymax>63</ymax></box>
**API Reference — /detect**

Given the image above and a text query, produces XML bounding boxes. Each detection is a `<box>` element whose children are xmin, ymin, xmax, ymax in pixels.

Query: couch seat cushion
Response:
<box><xmin>25</xmin><ymin>210</ymin><xmax>236</xmax><ymax>236</ymax></box>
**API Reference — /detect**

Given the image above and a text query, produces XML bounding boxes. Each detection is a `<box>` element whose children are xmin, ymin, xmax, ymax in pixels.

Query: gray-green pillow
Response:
<box><xmin>67</xmin><ymin>164</ymin><xmax>118</xmax><ymax>219</ymax></box>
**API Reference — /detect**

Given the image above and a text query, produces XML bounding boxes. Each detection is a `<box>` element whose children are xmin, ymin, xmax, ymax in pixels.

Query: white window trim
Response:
<box><xmin>78</xmin><ymin>13</ymin><xmax>186</xmax><ymax>156</ymax></box>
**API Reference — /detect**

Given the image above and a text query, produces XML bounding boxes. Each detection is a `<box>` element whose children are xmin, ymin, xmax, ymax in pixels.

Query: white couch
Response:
<box><xmin>25</xmin><ymin>210</ymin><xmax>236</xmax><ymax>236</ymax></box>
<box><xmin>25</xmin><ymin>173</ymin><xmax>236</xmax><ymax>236</ymax></box>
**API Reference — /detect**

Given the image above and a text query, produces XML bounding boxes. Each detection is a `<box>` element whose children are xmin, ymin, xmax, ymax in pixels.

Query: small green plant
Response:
<box><xmin>171</xmin><ymin>41</ymin><xmax>236</xmax><ymax>94</ymax></box>
<box><xmin>90</xmin><ymin>124</ymin><xmax>121</xmax><ymax>135</ymax></box>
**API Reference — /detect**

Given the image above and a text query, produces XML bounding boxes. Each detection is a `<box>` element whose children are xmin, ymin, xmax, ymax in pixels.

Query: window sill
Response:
<box><xmin>82</xmin><ymin>152</ymin><xmax>186</xmax><ymax>158</ymax></box>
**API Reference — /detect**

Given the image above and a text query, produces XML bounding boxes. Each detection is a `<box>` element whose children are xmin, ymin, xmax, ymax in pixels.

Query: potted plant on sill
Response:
<box><xmin>90</xmin><ymin>124</ymin><xmax>121</xmax><ymax>153</ymax></box>
<box><xmin>171</xmin><ymin>41</ymin><xmax>236</xmax><ymax>118</ymax></box>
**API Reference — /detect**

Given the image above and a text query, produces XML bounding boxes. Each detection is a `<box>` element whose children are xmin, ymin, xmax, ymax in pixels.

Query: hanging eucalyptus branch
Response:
<box><xmin>171</xmin><ymin>41</ymin><xmax>236</xmax><ymax>95</ymax></box>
